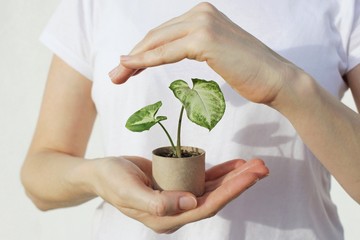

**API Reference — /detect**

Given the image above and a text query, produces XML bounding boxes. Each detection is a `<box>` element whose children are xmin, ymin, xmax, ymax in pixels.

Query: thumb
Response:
<box><xmin>146</xmin><ymin>191</ymin><xmax>197</xmax><ymax>216</ymax></box>
<box><xmin>108</xmin><ymin>64</ymin><xmax>136</xmax><ymax>84</ymax></box>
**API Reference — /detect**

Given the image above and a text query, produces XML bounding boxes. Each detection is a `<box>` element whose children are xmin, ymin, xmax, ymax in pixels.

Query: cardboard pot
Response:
<box><xmin>152</xmin><ymin>146</ymin><xmax>205</xmax><ymax>197</ymax></box>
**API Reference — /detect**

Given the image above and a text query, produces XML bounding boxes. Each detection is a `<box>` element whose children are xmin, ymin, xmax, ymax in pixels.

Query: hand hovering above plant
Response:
<box><xmin>126</xmin><ymin>78</ymin><xmax>226</xmax><ymax>158</ymax></box>
<box><xmin>109</xmin><ymin>2</ymin><xmax>289</xmax><ymax>106</ymax></box>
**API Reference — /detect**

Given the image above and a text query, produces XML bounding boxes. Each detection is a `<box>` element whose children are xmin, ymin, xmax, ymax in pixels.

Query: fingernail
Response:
<box><xmin>179</xmin><ymin>196</ymin><xmax>197</xmax><ymax>210</ymax></box>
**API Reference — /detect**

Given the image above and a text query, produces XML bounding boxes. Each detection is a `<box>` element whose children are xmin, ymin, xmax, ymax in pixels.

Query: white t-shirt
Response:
<box><xmin>41</xmin><ymin>0</ymin><xmax>360</xmax><ymax>239</ymax></box>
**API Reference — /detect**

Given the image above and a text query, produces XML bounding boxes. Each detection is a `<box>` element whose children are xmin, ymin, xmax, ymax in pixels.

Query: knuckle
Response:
<box><xmin>147</xmin><ymin>191</ymin><xmax>167</xmax><ymax>216</ymax></box>
<box><xmin>195</xmin><ymin>2</ymin><xmax>217</xmax><ymax>13</ymax></box>
<box><xmin>144</xmin><ymin>46</ymin><xmax>167</xmax><ymax>65</ymax></box>
<box><xmin>155</xmin><ymin>202</ymin><xmax>167</xmax><ymax>216</ymax></box>
<box><xmin>196</xmin><ymin>26</ymin><xmax>217</xmax><ymax>43</ymax></box>
<box><xmin>145</xmin><ymin>46</ymin><xmax>172</xmax><ymax>66</ymax></box>
<box><xmin>187</xmin><ymin>28</ymin><xmax>216</xmax><ymax>61</ymax></box>
<box><xmin>247</xmin><ymin>158</ymin><xmax>266</xmax><ymax>169</ymax></box>
<box><xmin>145</xmin><ymin>28</ymin><xmax>157</xmax><ymax>40</ymax></box>
<box><xmin>190</xmin><ymin>13</ymin><xmax>218</xmax><ymax>44</ymax></box>
<box><xmin>152</xmin><ymin>46</ymin><xmax>167</xmax><ymax>59</ymax></box>
<box><xmin>194</xmin><ymin>11</ymin><xmax>214</xmax><ymax>27</ymax></box>
<box><xmin>252</xmin><ymin>158</ymin><xmax>265</xmax><ymax>165</ymax></box>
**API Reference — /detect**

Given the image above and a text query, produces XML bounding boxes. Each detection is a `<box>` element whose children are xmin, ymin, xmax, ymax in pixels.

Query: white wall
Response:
<box><xmin>0</xmin><ymin>1</ymin><xmax>359</xmax><ymax>240</ymax></box>
<box><xmin>0</xmin><ymin>1</ymin><xmax>102</xmax><ymax>239</ymax></box>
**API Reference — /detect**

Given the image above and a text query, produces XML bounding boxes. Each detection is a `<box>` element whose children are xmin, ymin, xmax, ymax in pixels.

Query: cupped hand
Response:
<box><xmin>91</xmin><ymin>156</ymin><xmax>268</xmax><ymax>233</ymax></box>
<box><xmin>109</xmin><ymin>2</ymin><xmax>297</xmax><ymax>105</ymax></box>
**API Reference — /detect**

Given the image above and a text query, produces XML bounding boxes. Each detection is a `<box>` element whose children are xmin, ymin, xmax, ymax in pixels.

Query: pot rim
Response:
<box><xmin>152</xmin><ymin>146</ymin><xmax>205</xmax><ymax>159</ymax></box>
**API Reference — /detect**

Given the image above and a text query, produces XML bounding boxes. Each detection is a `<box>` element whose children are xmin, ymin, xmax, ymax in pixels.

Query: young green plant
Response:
<box><xmin>125</xmin><ymin>78</ymin><xmax>226</xmax><ymax>158</ymax></box>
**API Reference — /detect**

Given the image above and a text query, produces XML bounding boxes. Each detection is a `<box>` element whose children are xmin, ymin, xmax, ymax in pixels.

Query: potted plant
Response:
<box><xmin>125</xmin><ymin>78</ymin><xmax>226</xmax><ymax>196</ymax></box>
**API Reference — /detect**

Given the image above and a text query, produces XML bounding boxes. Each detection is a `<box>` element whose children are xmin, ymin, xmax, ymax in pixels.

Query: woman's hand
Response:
<box><xmin>90</xmin><ymin>156</ymin><xmax>198</xmax><ymax>217</ymax></box>
<box><xmin>109</xmin><ymin>2</ymin><xmax>297</xmax><ymax>105</ymax></box>
<box><xmin>88</xmin><ymin>156</ymin><xmax>268</xmax><ymax>233</ymax></box>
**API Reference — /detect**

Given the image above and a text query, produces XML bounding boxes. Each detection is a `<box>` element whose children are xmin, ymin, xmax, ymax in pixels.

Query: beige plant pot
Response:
<box><xmin>152</xmin><ymin>146</ymin><xmax>205</xmax><ymax>197</ymax></box>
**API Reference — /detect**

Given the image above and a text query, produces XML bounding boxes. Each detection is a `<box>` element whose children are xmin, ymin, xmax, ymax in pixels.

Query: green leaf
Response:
<box><xmin>125</xmin><ymin>101</ymin><xmax>167</xmax><ymax>132</ymax></box>
<box><xmin>169</xmin><ymin>78</ymin><xmax>226</xmax><ymax>131</ymax></box>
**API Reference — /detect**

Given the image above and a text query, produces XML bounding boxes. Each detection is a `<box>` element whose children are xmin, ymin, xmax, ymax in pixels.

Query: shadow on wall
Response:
<box><xmin>232</xmin><ymin>122</ymin><xmax>294</xmax><ymax>147</ymax></box>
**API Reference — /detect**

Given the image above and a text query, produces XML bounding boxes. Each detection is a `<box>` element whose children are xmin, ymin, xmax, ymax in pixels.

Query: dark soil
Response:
<box><xmin>159</xmin><ymin>149</ymin><xmax>202</xmax><ymax>158</ymax></box>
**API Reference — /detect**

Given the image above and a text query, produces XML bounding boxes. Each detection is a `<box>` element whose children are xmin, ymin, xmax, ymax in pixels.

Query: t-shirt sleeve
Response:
<box><xmin>40</xmin><ymin>0</ymin><xmax>94</xmax><ymax>80</ymax></box>
<box><xmin>348</xmin><ymin>1</ymin><xmax>360</xmax><ymax>71</ymax></box>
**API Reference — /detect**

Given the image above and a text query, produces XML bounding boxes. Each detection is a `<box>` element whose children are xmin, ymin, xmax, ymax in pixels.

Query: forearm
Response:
<box><xmin>21</xmin><ymin>149</ymin><xmax>97</xmax><ymax>210</ymax></box>
<box><xmin>271</xmin><ymin>69</ymin><xmax>360</xmax><ymax>202</ymax></box>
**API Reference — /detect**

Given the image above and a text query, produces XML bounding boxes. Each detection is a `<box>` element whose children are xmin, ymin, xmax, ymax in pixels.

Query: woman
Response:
<box><xmin>22</xmin><ymin>1</ymin><xmax>360</xmax><ymax>239</ymax></box>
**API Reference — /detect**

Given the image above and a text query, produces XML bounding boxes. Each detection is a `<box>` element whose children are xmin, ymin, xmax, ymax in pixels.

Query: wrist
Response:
<box><xmin>269</xmin><ymin>64</ymin><xmax>317</xmax><ymax>117</ymax></box>
<box><xmin>65</xmin><ymin>158</ymin><xmax>99</xmax><ymax>201</ymax></box>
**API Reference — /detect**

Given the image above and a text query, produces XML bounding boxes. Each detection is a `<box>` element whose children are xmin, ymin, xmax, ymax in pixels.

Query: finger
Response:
<box><xmin>132</xmin><ymin>68</ymin><xmax>146</xmax><ymax>76</ymax></box>
<box><xmin>109</xmin><ymin>3</ymin><xmax>219</xmax><ymax>85</ymax></box>
<box><xmin>122</xmin><ymin>37</ymin><xmax>192</xmax><ymax>69</ymax></box>
<box><xmin>220</xmin><ymin>159</ymin><xmax>269</xmax><ymax>181</ymax></box>
<box><xmin>109</xmin><ymin>64</ymin><xmax>137</xmax><ymax>84</ymax></box>
<box><xmin>117</xmin><ymin>160</ymin><xmax>198</xmax><ymax>216</ymax></box>
<box><xmin>129</xmin><ymin>21</ymin><xmax>190</xmax><ymax>56</ymax></box>
<box><xmin>152</xmin><ymin>171</ymin><xmax>262</xmax><ymax>230</ymax></box>
<box><xmin>110</xmin><ymin>38</ymin><xmax>191</xmax><ymax>84</ymax></box>
<box><xmin>205</xmin><ymin>159</ymin><xmax>269</xmax><ymax>192</ymax></box>
<box><xmin>123</xmin><ymin>155</ymin><xmax>152</xmax><ymax>177</ymax></box>
<box><xmin>127</xmin><ymin>3</ymin><xmax>208</xmax><ymax>57</ymax></box>
<box><xmin>135</xmin><ymin>160</ymin><xmax>268</xmax><ymax>232</ymax></box>
<box><xmin>109</xmin><ymin>3</ymin><xmax>225</xmax><ymax>85</ymax></box>
<box><xmin>109</xmin><ymin>12</ymin><xmax>192</xmax><ymax>85</ymax></box>
<box><xmin>147</xmin><ymin>190</ymin><xmax>198</xmax><ymax>216</ymax></box>
<box><xmin>123</xmin><ymin>185</ymin><xmax>198</xmax><ymax>217</ymax></box>
<box><xmin>233</xmin><ymin>158</ymin><xmax>269</xmax><ymax>180</ymax></box>
<box><xmin>205</xmin><ymin>159</ymin><xmax>246</xmax><ymax>181</ymax></box>
<box><xmin>199</xmin><ymin>171</ymin><xmax>261</xmax><ymax>212</ymax></box>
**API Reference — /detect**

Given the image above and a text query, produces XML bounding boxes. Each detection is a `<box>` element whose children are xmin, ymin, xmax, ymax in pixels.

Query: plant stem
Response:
<box><xmin>157</xmin><ymin>122</ymin><xmax>177</xmax><ymax>156</ymax></box>
<box><xmin>176</xmin><ymin>106</ymin><xmax>185</xmax><ymax>158</ymax></box>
